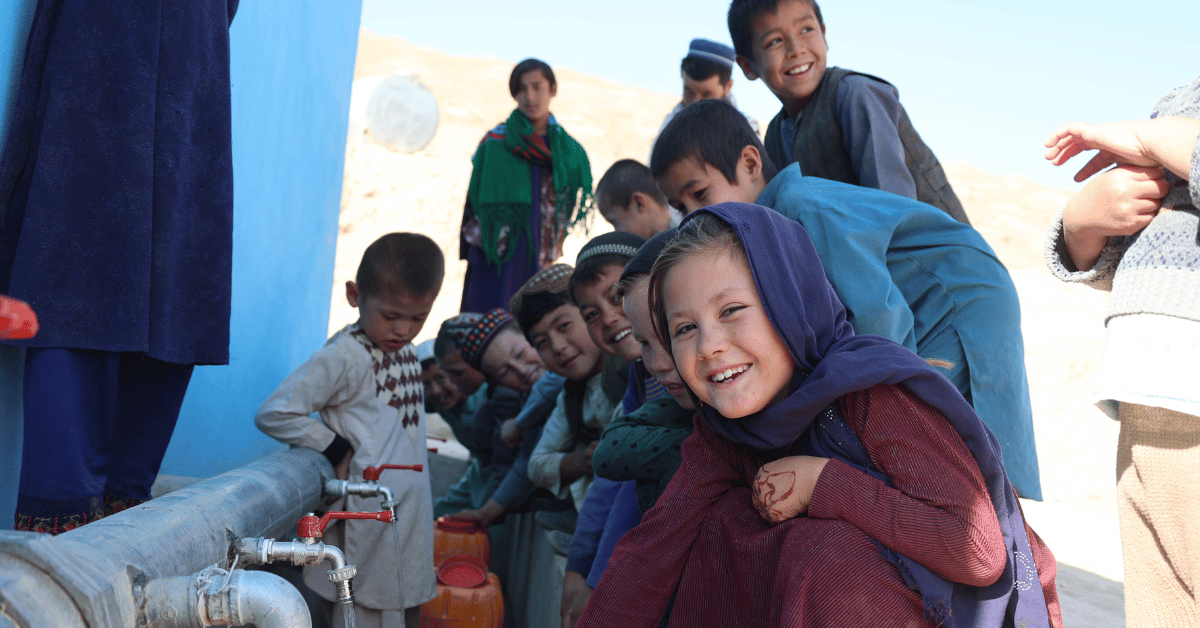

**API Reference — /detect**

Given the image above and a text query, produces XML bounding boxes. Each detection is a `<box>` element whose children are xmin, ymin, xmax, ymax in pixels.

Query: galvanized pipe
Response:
<box><xmin>0</xmin><ymin>447</ymin><xmax>332</xmax><ymax>627</ymax></box>
<box><xmin>143</xmin><ymin>568</ymin><xmax>311</xmax><ymax>628</ymax></box>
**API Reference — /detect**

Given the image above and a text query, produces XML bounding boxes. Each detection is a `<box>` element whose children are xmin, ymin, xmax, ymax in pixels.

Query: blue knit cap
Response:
<box><xmin>686</xmin><ymin>38</ymin><xmax>736</xmax><ymax>67</ymax></box>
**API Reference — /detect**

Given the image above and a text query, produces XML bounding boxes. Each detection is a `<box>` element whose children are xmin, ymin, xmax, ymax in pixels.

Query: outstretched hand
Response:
<box><xmin>751</xmin><ymin>455</ymin><xmax>829</xmax><ymax>524</ymax></box>
<box><xmin>1045</xmin><ymin>120</ymin><xmax>1160</xmax><ymax>181</ymax></box>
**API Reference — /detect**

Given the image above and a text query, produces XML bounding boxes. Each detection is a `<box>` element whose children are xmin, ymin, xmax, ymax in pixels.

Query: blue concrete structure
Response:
<box><xmin>0</xmin><ymin>1</ymin><xmax>363</xmax><ymax>526</ymax></box>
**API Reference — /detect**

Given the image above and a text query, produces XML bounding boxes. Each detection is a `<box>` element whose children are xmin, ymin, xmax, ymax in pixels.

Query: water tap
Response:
<box><xmin>236</xmin><ymin>510</ymin><xmax>391</xmax><ymax>608</ymax></box>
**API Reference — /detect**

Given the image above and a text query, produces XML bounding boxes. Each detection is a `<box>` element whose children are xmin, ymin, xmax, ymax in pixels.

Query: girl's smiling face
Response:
<box><xmin>663</xmin><ymin>245</ymin><xmax>794</xmax><ymax>418</ymax></box>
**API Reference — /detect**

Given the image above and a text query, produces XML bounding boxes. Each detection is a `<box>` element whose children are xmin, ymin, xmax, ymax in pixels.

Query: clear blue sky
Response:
<box><xmin>362</xmin><ymin>0</ymin><xmax>1196</xmax><ymax>189</ymax></box>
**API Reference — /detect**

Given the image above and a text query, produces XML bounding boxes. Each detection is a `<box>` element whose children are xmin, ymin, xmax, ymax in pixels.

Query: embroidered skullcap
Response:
<box><xmin>445</xmin><ymin>308</ymin><xmax>515</xmax><ymax>369</ymax></box>
<box><xmin>416</xmin><ymin>339</ymin><xmax>436</xmax><ymax>364</ymax></box>
<box><xmin>621</xmin><ymin>228</ymin><xmax>677</xmax><ymax>283</ymax></box>
<box><xmin>576</xmin><ymin>231</ymin><xmax>646</xmax><ymax>267</ymax></box>
<box><xmin>686</xmin><ymin>38</ymin><xmax>736</xmax><ymax>68</ymax></box>
<box><xmin>509</xmin><ymin>263</ymin><xmax>573</xmax><ymax>318</ymax></box>
<box><xmin>439</xmin><ymin>312</ymin><xmax>482</xmax><ymax>350</ymax></box>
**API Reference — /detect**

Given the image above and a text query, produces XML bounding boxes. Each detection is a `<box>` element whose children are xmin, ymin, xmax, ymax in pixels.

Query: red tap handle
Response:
<box><xmin>428</xmin><ymin>436</ymin><xmax>447</xmax><ymax>442</ymax></box>
<box><xmin>0</xmin><ymin>295</ymin><xmax>38</xmax><ymax>340</ymax></box>
<box><xmin>362</xmin><ymin>464</ymin><xmax>424</xmax><ymax>481</ymax></box>
<box><xmin>427</xmin><ymin>447</ymin><xmax>438</xmax><ymax>454</ymax></box>
<box><xmin>297</xmin><ymin>510</ymin><xmax>394</xmax><ymax>538</ymax></box>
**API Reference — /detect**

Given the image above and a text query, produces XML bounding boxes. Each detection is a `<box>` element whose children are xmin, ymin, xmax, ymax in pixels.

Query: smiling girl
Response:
<box><xmin>576</xmin><ymin>203</ymin><xmax>1061</xmax><ymax>628</ymax></box>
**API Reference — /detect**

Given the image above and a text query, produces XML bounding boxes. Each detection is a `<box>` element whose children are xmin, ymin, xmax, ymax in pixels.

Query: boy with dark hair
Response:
<box><xmin>727</xmin><ymin>0</ymin><xmax>970</xmax><ymax>224</ymax></box>
<box><xmin>559</xmin><ymin>232</ymin><xmax>655</xmax><ymax>627</ymax></box>
<box><xmin>433</xmin><ymin>309</ymin><xmax>552</xmax><ymax>526</ymax></box>
<box><xmin>510</xmin><ymin>265</ymin><xmax>628</xmax><ymax>513</ymax></box>
<box><xmin>679</xmin><ymin>39</ymin><xmax>735</xmax><ymax>107</ymax></box>
<box><xmin>418</xmin><ymin>339</ymin><xmax>464</xmax><ymax>418</ymax></box>
<box><xmin>649</xmin><ymin>99</ymin><xmax>1042</xmax><ymax>500</ymax></box>
<box><xmin>595</xmin><ymin>159</ymin><xmax>679</xmax><ymax>239</ymax></box>
<box><xmin>653</xmin><ymin>39</ymin><xmax>758</xmax><ymax>158</ymax></box>
<box><xmin>256</xmin><ymin>232</ymin><xmax>444</xmax><ymax>628</ymax></box>
<box><xmin>568</xmin><ymin>231</ymin><xmax>648</xmax><ymax>365</ymax></box>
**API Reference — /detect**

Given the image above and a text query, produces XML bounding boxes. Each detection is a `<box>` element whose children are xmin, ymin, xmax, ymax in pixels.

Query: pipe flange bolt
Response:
<box><xmin>328</xmin><ymin>566</ymin><xmax>357</xmax><ymax>583</ymax></box>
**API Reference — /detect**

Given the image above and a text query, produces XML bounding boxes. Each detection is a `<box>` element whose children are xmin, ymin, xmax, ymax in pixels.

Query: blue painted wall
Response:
<box><xmin>0</xmin><ymin>0</ymin><xmax>363</xmax><ymax>525</ymax></box>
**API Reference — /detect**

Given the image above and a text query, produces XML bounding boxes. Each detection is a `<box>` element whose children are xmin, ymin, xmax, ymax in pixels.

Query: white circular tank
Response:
<box><xmin>365</xmin><ymin>73</ymin><xmax>439</xmax><ymax>153</ymax></box>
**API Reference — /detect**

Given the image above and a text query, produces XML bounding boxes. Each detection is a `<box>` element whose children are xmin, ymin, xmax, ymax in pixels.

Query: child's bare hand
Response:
<box><xmin>1062</xmin><ymin>165</ymin><xmax>1169</xmax><ymax>270</ymax></box>
<box><xmin>500</xmin><ymin>418</ymin><xmax>525</xmax><ymax>448</ymax></box>
<box><xmin>751</xmin><ymin>456</ymin><xmax>828</xmax><ymax>524</ymax></box>
<box><xmin>1045</xmin><ymin>120</ymin><xmax>1160</xmax><ymax>181</ymax></box>
<box><xmin>560</xmin><ymin>571</ymin><xmax>593</xmax><ymax>628</ymax></box>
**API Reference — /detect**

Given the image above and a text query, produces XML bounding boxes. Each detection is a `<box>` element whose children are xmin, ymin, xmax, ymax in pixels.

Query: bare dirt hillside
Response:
<box><xmin>336</xmin><ymin>29</ymin><xmax>1124</xmax><ymax>625</ymax></box>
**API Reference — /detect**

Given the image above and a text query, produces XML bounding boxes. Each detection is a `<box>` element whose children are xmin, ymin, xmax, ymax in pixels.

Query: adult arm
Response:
<box><xmin>1045</xmin><ymin>116</ymin><xmax>1198</xmax><ymax>273</ymax></box>
<box><xmin>1045</xmin><ymin>116</ymin><xmax>1200</xmax><ymax>184</ymax></box>
<box><xmin>255</xmin><ymin>342</ymin><xmax>357</xmax><ymax>465</ymax></box>
<box><xmin>837</xmin><ymin>76</ymin><xmax>918</xmax><ymax>200</ymax></box>
<box><xmin>576</xmin><ymin>423</ymin><xmax>744</xmax><ymax>628</ymax></box>
<box><xmin>806</xmin><ymin>384</ymin><xmax>1006</xmax><ymax>586</ymax></box>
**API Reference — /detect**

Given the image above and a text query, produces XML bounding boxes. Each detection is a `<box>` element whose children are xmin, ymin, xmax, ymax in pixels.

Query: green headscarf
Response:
<box><xmin>466</xmin><ymin>109</ymin><xmax>593</xmax><ymax>266</ymax></box>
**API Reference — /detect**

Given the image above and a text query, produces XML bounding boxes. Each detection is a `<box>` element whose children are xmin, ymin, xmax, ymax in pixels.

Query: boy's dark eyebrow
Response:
<box><xmin>677</xmin><ymin>176</ymin><xmax>702</xmax><ymax>194</ymax></box>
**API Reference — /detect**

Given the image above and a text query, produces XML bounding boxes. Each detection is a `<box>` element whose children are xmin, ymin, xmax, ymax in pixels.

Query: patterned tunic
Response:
<box><xmin>256</xmin><ymin>324</ymin><xmax>436</xmax><ymax>609</ymax></box>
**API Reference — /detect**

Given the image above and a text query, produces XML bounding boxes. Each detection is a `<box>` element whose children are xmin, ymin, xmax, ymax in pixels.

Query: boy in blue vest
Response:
<box><xmin>649</xmin><ymin>98</ymin><xmax>1041</xmax><ymax>500</ymax></box>
<box><xmin>727</xmin><ymin>0</ymin><xmax>969</xmax><ymax>223</ymax></box>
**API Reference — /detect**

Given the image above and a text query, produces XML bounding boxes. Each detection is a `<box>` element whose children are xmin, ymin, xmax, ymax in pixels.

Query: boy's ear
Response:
<box><xmin>629</xmin><ymin>192</ymin><xmax>647</xmax><ymax>215</ymax></box>
<box><xmin>345</xmin><ymin>281</ymin><xmax>361</xmax><ymax>309</ymax></box>
<box><xmin>740</xmin><ymin>145</ymin><xmax>764</xmax><ymax>182</ymax></box>
<box><xmin>736</xmin><ymin>55</ymin><xmax>759</xmax><ymax>81</ymax></box>
<box><xmin>549</xmin><ymin>82</ymin><xmax>558</xmax><ymax>98</ymax></box>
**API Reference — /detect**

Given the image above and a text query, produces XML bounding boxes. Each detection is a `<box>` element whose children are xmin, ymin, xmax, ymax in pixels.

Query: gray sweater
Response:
<box><xmin>1046</xmin><ymin>75</ymin><xmax>1200</xmax><ymax>324</ymax></box>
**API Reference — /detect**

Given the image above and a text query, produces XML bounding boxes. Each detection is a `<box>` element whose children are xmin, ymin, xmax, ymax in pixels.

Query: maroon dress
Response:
<box><xmin>577</xmin><ymin>384</ymin><xmax>1062</xmax><ymax>627</ymax></box>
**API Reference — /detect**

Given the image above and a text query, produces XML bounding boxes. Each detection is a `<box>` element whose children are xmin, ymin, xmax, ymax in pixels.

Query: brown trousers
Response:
<box><xmin>1117</xmin><ymin>403</ymin><xmax>1200</xmax><ymax>627</ymax></box>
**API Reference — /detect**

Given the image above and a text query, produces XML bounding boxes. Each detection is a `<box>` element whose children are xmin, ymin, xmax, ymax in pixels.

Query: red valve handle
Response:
<box><xmin>428</xmin><ymin>436</ymin><xmax>447</xmax><ymax>442</ymax></box>
<box><xmin>428</xmin><ymin>447</ymin><xmax>438</xmax><ymax>454</ymax></box>
<box><xmin>297</xmin><ymin>510</ymin><xmax>394</xmax><ymax>538</ymax></box>
<box><xmin>0</xmin><ymin>295</ymin><xmax>38</xmax><ymax>340</ymax></box>
<box><xmin>362</xmin><ymin>464</ymin><xmax>423</xmax><ymax>481</ymax></box>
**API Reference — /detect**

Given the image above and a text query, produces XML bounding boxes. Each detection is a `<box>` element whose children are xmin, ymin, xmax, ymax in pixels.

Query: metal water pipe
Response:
<box><xmin>0</xmin><ymin>447</ymin><xmax>332</xmax><ymax>627</ymax></box>
<box><xmin>141</xmin><ymin>567</ymin><xmax>311</xmax><ymax>628</ymax></box>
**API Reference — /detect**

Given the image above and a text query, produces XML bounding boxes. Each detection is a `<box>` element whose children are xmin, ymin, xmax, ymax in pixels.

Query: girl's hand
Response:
<box><xmin>751</xmin><ymin>455</ymin><xmax>829</xmax><ymax>524</ymax></box>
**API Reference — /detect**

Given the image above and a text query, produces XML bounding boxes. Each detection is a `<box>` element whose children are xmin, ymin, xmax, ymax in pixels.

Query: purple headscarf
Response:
<box><xmin>680</xmin><ymin>203</ymin><xmax>1050</xmax><ymax>628</ymax></box>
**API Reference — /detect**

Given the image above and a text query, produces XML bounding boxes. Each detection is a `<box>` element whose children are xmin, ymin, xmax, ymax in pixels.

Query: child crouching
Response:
<box><xmin>256</xmin><ymin>233</ymin><xmax>444</xmax><ymax>628</ymax></box>
<box><xmin>578</xmin><ymin>204</ymin><xmax>1060</xmax><ymax>627</ymax></box>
